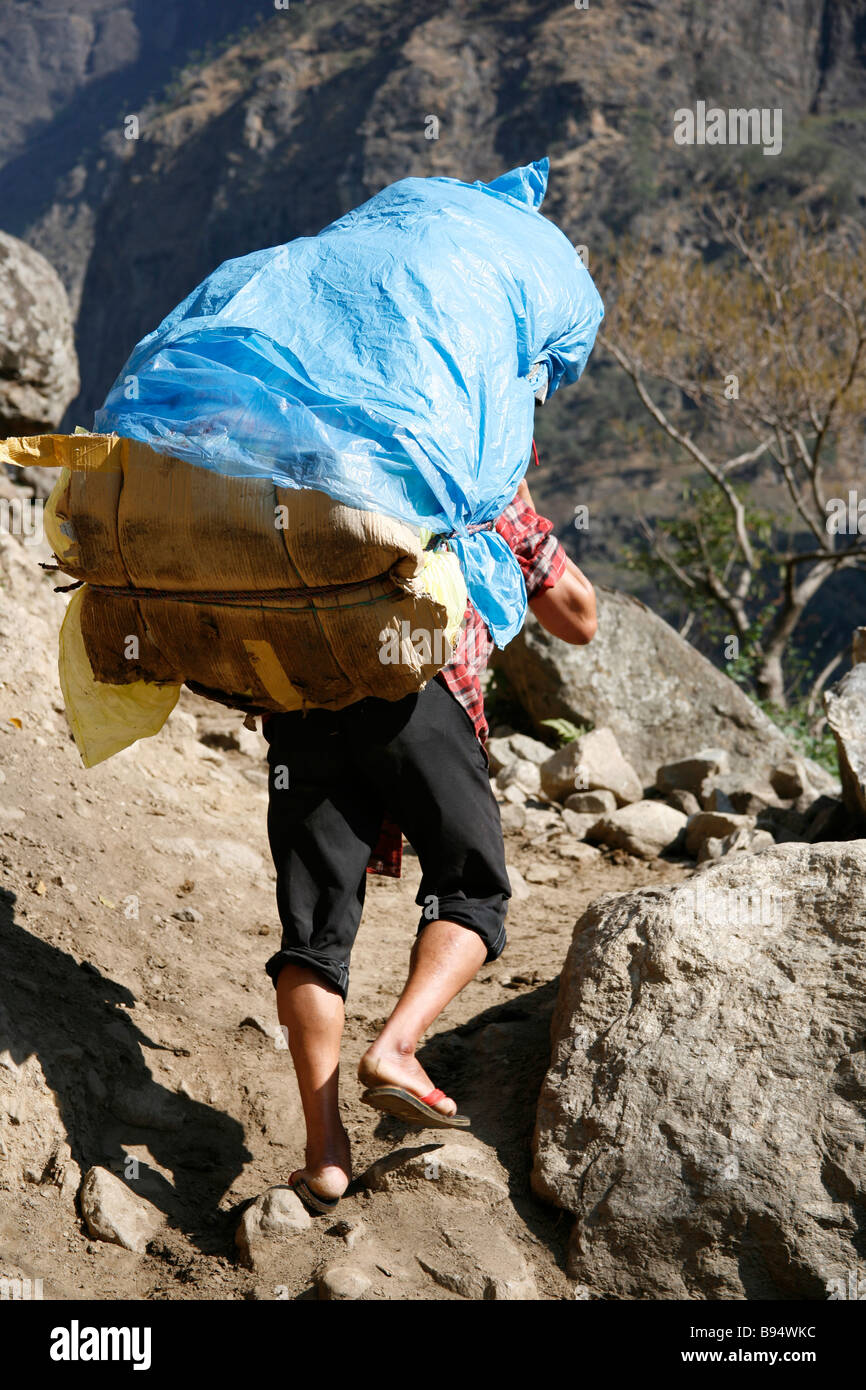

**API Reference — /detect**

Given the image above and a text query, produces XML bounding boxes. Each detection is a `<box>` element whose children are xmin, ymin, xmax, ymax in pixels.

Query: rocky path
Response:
<box><xmin>0</xmin><ymin>507</ymin><xmax>691</xmax><ymax>1299</ymax></box>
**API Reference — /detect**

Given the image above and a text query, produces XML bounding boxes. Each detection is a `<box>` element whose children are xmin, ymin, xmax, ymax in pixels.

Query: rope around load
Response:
<box><xmin>82</xmin><ymin>569</ymin><xmax>401</xmax><ymax>607</ymax></box>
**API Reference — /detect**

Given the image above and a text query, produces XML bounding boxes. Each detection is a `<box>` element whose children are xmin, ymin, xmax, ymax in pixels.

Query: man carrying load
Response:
<box><xmin>85</xmin><ymin>156</ymin><xmax>604</xmax><ymax>1216</ymax></box>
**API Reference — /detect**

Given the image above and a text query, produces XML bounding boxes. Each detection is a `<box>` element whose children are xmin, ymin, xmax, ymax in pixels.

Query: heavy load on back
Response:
<box><xmin>1</xmin><ymin>431</ymin><xmax>466</xmax><ymax>766</ymax></box>
<box><xmin>3</xmin><ymin>159</ymin><xmax>603</xmax><ymax>766</ymax></box>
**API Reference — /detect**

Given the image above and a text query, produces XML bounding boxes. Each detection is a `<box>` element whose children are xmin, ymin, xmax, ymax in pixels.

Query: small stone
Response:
<box><xmin>565</xmin><ymin>789</ymin><xmax>617</xmax><ymax>815</ymax></box>
<box><xmin>703</xmin><ymin>786</ymin><xmax>735</xmax><ymax>814</ymax></box>
<box><xmin>334</xmin><ymin>1218</ymin><xmax>367</xmax><ymax>1251</ymax></box>
<box><xmin>561</xmin><ymin>810</ymin><xmax>600</xmax><ymax>840</ymax></box>
<box><xmin>80</xmin><ymin>1166</ymin><xmax>163</xmax><ymax>1253</ymax></box>
<box><xmin>666</xmin><ymin>788</ymin><xmax>702</xmax><ymax>817</ymax></box>
<box><xmin>699</xmin><ymin>776</ymin><xmax>778</xmax><ymax>815</ymax></box>
<box><xmin>589</xmin><ymin>802</ymin><xmax>688</xmax><ymax>860</ymax></box>
<box><xmin>556</xmin><ymin>838</ymin><xmax>603</xmax><ymax>863</ymax></box>
<box><xmin>655</xmin><ymin>748</ymin><xmax>730</xmax><ymax>796</ymax></box>
<box><xmin>506</xmin><ymin>733</ymin><xmax>553</xmax><ymax>765</ymax></box>
<box><xmin>317</xmin><ymin>1263</ymin><xmax>371</xmax><ymax>1300</ymax></box>
<box><xmin>499</xmin><ymin>804</ymin><xmax>526</xmax><ymax>833</ymax></box>
<box><xmin>712</xmin><ymin>827</ymin><xmax>775</xmax><ymax>859</ymax></box>
<box><xmin>685</xmin><ymin>811</ymin><xmax>754</xmax><ymax>859</ymax></box>
<box><xmin>486</xmin><ymin>737</ymin><xmax>516</xmax><ymax>776</ymax></box>
<box><xmin>525</xmin><ymin>863</ymin><xmax>561</xmax><ymax>884</ymax></box>
<box><xmin>500</xmin><ymin>784</ymin><xmax>526</xmax><ymax>806</ymax></box>
<box><xmin>506</xmin><ymin>864</ymin><xmax>531</xmax><ymax>901</ymax></box>
<box><xmin>770</xmin><ymin>758</ymin><xmax>812</xmax><ymax>802</ymax></box>
<box><xmin>235</xmin><ymin>1186</ymin><xmax>312</xmax><ymax>1270</ymax></box>
<box><xmin>172</xmin><ymin>907</ymin><xmax>203</xmax><ymax>923</ymax></box>
<box><xmin>239</xmin><ymin>1015</ymin><xmax>276</xmax><ymax>1038</ymax></box>
<box><xmin>523</xmin><ymin>808</ymin><xmax>561</xmax><ymax>837</ymax></box>
<box><xmin>496</xmin><ymin>759</ymin><xmax>541</xmax><ymax>796</ymax></box>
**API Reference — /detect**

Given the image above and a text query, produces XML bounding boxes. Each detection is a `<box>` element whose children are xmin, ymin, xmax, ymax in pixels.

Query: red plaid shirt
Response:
<box><xmin>367</xmin><ymin>493</ymin><xmax>567</xmax><ymax>876</ymax></box>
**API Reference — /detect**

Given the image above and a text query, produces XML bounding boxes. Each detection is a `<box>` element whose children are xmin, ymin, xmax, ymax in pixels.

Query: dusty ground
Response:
<box><xmin>0</xmin><ymin>501</ymin><xmax>689</xmax><ymax>1300</ymax></box>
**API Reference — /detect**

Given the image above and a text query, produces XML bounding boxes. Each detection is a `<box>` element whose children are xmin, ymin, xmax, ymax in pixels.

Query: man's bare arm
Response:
<box><xmin>517</xmin><ymin>476</ymin><xmax>597</xmax><ymax>646</ymax></box>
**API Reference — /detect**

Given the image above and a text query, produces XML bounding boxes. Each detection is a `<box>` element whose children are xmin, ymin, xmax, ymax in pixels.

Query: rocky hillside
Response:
<box><xmin>5</xmin><ymin>3</ymin><xmax>866</xmax><ymax>467</ymax></box>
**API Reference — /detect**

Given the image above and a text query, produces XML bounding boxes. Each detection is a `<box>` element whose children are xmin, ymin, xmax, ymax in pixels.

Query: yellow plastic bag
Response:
<box><xmin>58</xmin><ymin>586</ymin><xmax>181</xmax><ymax>768</ymax></box>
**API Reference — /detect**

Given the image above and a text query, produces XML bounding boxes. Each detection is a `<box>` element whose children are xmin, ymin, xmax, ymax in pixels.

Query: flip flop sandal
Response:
<box><xmin>288</xmin><ymin>1171</ymin><xmax>342</xmax><ymax>1216</ymax></box>
<box><xmin>360</xmin><ymin>1086</ymin><xmax>471</xmax><ymax>1129</ymax></box>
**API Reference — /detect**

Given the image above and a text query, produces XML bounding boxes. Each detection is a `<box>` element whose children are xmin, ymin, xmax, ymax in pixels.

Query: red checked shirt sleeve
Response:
<box><xmin>435</xmin><ymin>493</ymin><xmax>568</xmax><ymax>746</ymax></box>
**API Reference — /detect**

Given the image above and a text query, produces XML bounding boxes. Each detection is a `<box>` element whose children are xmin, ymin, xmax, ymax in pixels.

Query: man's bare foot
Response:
<box><xmin>358</xmin><ymin>1044</ymin><xmax>457</xmax><ymax>1117</ymax></box>
<box><xmin>291</xmin><ymin>1122</ymin><xmax>352</xmax><ymax>1200</ymax></box>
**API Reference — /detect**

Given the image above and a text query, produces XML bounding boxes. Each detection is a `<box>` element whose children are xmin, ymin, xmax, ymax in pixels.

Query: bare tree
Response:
<box><xmin>603</xmin><ymin>207</ymin><xmax>866</xmax><ymax>708</ymax></box>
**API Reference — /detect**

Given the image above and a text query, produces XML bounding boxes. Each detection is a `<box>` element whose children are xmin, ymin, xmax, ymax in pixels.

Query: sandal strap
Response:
<box><xmin>421</xmin><ymin>1088</ymin><xmax>447</xmax><ymax>1106</ymax></box>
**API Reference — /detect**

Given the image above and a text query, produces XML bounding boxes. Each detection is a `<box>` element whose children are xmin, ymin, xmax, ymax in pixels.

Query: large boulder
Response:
<box><xmin>532</xmin><ymin>840</ymin><xmax>866</xmax><ymax>1299</ymax></box>
<box><xmin>0</xmin><ymin>232</ymin><xmax>79</xmax><ymax>437</ymax></box>
<box><xmin>824</xmin><ymin>664</ymin><xmax>866</xmax><ymax>827</ymax></box>
<box><xmin>499</xmin><ymin>591</ymin><xmax>837</xmax><ymax>791</ymax></box>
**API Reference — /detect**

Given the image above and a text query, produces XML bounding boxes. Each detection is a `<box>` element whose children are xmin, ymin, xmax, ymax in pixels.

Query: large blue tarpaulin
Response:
<box><xmin>96</xmin><ymin>158</ymin><xmax>603</xmax><ymax>644</ymax></box>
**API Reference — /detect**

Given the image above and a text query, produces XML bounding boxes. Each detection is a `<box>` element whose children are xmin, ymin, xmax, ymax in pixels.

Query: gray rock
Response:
<box><xmin>317</xmin><ymin>1263</ymin><xmax>372</xmax><ymax>1300</ymax></box>
<box><xmin>565</xmin><ymin>789</ymin><xmax>617</xmax><ymax>815</ymax></box>
<box><xmin>525</xmin><ymin>863</ymin><xmax>561</xmax><ymax>884</ymax></box>
<box><xmin>699</xmin><ymin>774</ymin><xmax>779</xmax><ymax>816</ymax></box>
<box><xmin>824</xmin><ymin>665</ymin><xmax>866</xmax><ymax>825</ymax></box>
<box><xmin>496</xmin><ymin>759</ymin><xmax>541</xmax><ymax>797</ymax></box>
<box><xmin>697</xmin><ymin>827</ymin><xmax>774</xmax><ymax>863</ymax></box>
<box><xmin>235</xmin><ymin>1186</ymin><xmax>312</xmax><ymax>1270</ymax></box>
<box><xmin>769</xmin><ymin>757</ymin><xmax>814</xmax><ymax>802</ymax></box>
<box><xmin>505</xmin><ymin>864</ymin><xmax>530</xmax><ymax>901</ymax></box>
<box><xmin>541</xmin><ymin>727</ymin><xmax>642</xmax><ymax>805</ymax></box>
<box><xmin>701</xmin><ymin>785</ymin><xmax>735</xmax><ymax>814</ymax></box>
<box><xmin>685</xmin><ymin>811</ymin><xmax>754</xmax><ymax>859</ymax></box>
<box><xmin>486</xmin><ymin>737</ymin><xmax>517</xmax><ymax>776</ymax></box>
<box><xmin>500</xmin><ymin>597</ymin><xmax>837</xmax><ymax>791</ymax></box>
<box><xmin>506</xmin><ymin>733</ymin><xmax>554</xmax><ymax>766</ymax></box>
<box><xmin>588</xmin><ymin>802</ymin><xmax>687</xmax><ymax>860</ymax></box>
<box><xmin>498</xmin><ymin>803</ymin><xmax>526</xmax><ymax>833</ymax></box>
<box><xmin>556</xmin><ymin>838</ymin><xmax>603</xmax><ymax>863</ymax></box>
<box><xmin>239</xmin><ymin>1015</ymin><xmax>277</xmax><ymax>1038</ymax></box>
<box><xmin>655</xmin><ymin>748</ymin><xmax>730</xmax><ymax>796</ymax></box>
<box><xmin>532</xmin><ymin>840</ymin><xmax>866</xmax><ymax>1299</ymax></box>
<box><xmin>498</xmin><ymin>783</ymin><xmax>527</xmax><ymax>806</ymax></box>
<box><xmin>0</xmin><ymin>232</ymin><xmax>79</xmax><ymax>435</ymax></box>
<box><xmin>665</xmin><ymin>788</ymin><xmax>702</xmax><ymax>817</ymax></box>
<box><xmin>718</xmin><ymin>827</ymin><xmax>775</xmax><ymax>858</ymax></box>
<box><xmin>561</xmin><ymin>809</ymin><xmax>603</xmax><ymax>840</ymax></box>
<box><xmin>522</xmin><ymin>808</ymin><xmax>561</xmax><ymax>837</ymax></box>
<box><xmin>80</xmin><ymin>1166</ymin><xmax>162</xmax><ymax>1253</ymax></box>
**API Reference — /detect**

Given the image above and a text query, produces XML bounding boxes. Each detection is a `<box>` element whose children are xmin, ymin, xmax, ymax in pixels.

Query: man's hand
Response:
<box><xmin>530</xmin><ymin>556</ymin><xmax>597</xmax><ymax>645</ymax></box>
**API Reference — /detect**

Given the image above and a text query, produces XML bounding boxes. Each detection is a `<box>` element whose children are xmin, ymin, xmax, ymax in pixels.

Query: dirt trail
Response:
<box><xmin>0</xmin><ymin>508</ymin><xmax>688</xmax><ymax>1299</ymax></box>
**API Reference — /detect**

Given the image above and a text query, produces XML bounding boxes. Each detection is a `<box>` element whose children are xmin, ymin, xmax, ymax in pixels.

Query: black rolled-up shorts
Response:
<box><xmin>263</xmin><ymin>676</ymin><xmax>510</xmax><ymax>1000</ymax></box>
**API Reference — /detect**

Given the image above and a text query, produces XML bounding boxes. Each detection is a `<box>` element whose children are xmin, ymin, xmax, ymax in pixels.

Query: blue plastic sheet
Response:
<box><xmin>95</xmin><ymin>158</ymin><xmax>603</xmax><ymax>644</ymax></box>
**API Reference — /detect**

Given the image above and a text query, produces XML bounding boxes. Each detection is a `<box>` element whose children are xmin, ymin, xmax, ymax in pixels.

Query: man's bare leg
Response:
<box><xmin>358</xmin><ymin>919</ymin><xmax>487</xmax><ymax>1117</ymax></box>
<box><xmin>276</xmin><ymin>964</ymin><xmax>351</xmax><ymax>1200</ymax></box>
